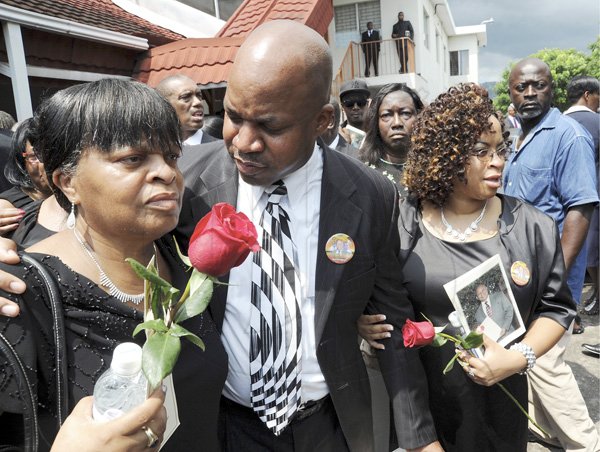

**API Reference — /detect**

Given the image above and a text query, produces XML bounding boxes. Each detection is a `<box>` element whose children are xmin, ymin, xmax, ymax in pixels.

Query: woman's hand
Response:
<box><xmin>0</xmin><ymin>207</ymin><xmax>24</xmax><ymax>235</ymax></box>
<box><xmin>407</xmin><ymin>440</ymin><xmax>445</xmax><ymax>451</ymax></box>
<box><xmin>0</xmin><ymin>237</ymin><xmax>24</xmax><ymax>317</ymax></box>
<box><xmin>51</xmin><ymin>388</ymin><xmax>167</xmax><ymax>452</ymax></box>
<box><xmin>457</xmin><ymin>335</ymin><xmax>526</xmax><ymax>386</ymax></box>
<box><xmin>357</xmin><ymin>314</ymin><xmax>393</xmax><ymax>350</ymax></box>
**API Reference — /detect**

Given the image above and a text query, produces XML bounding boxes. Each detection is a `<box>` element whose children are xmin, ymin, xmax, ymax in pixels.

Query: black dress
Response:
<box><xmin>368</xmin><ymin>160</ymin><xmax>408</xmax><ymax>198</ymax></box>
<box><xmin>11</xmin><ymin>200</ymin><xmax>54</xmax><ymax>249</ymax></box>
<box><xmin>403</xmin><ymin>224</ymin><xmax>527</xmax><ymax>452</ymax></box>
<box><xmin>0</xmin><ymin>237</ymin><xmax>227</xmax><ymax>451</ymax></box>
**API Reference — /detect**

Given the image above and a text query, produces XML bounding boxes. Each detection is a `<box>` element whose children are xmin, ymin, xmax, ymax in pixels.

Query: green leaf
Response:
<box><xmin>442</xmin><ymin>353</ymin><xmax>459</xmax><ymax>375</ymax></box>
<box><xmin>132</xmin><ymin>319</ymin><xmax>169</xmax><ymax>337</ymax></box>
<box><xmin>142</xmin><ymin>331</ymin><xmax>181</xmax><ymax>391</ymax></box>
<box><xmin>170</xmin><ymin>323</ymin><xmax>205</xmax><ymax>351</ymax></box>
<box><xmin>461</xmin><ymin>331</ymin><xmax>484</xmax><ymax>349</ymax></box>
<box><xmin>431</xmin><ymin>334</ymin><xmax>448</xmax><ymax>347</ymax></box>
<box><xmin>172</xmin><ymin>235</ymin><xmax>192</xmax><ymax>268</ymax></box>
<box><xmin>161</xmin><ymin>286</ymin><xmax>181</xmax><ymax>310</ymax></box>
<box><xmin>127</xmin><ymin>257</ymin><xmax>174</xmax><ymax>289</ymax></box>
<box><xmin>174</xmin><ymin>269</ymin><xmax>213</xmax><ymax>323</ymax></box>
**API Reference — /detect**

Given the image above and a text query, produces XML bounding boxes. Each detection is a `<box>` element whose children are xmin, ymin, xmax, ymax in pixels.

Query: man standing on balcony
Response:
<box><xmin>361</xmin><ymin>22</ymin><xmax>380</xmax><ymax>77</ymax></box>
<box><xmin>391</xmin><ymin>12</ymin><xmax>414</xmax><ymax>74</ymax></box>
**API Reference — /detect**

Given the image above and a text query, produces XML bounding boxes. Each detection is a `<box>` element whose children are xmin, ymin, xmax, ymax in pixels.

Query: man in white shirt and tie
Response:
<box><xmin>178</xmin><ymin>20</ymin><xmax>441</xmax><ymax>452</ymax></box>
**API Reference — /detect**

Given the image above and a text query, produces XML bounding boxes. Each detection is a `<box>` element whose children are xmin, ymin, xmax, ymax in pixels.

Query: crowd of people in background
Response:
<box><xmin>0</xmin><ymin>19</ymin><xmax>597</xmax><ymax>452</ymax></box>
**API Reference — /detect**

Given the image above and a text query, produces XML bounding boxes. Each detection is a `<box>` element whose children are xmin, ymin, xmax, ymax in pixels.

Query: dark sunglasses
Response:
<box><xmin>342</xmin><ymin>98</ymin><xmax>368</xmax><ymax>108</ymax></box>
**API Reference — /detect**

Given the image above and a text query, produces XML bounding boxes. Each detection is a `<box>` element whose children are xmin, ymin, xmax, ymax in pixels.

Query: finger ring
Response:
<box><xmin>142</xmin><ymin>426</ymin><xmax>159</xmax><ymax>449</ymax></box>
<box><xmin>467</xmin><ymin>368</ymin><xmax>475</xmax><ymax>378</ymax></box>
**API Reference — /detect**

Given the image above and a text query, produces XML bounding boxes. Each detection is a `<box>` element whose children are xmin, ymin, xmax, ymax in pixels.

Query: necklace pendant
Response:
<box><xmin>458</xmin><ymin>233</ymin><xmax>466</xmax><ymax>241</ymax></box>
<box><xmin>469</xmin><ymin>221</ymin><xmax>478</xmax><ymax>231</ymax></box>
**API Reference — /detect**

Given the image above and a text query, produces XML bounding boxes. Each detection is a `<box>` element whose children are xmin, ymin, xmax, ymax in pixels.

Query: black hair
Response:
<box><xmin>566</xmin><ymin>76</ymin><xmax>600</xmax><ymax>105</ymax></box>
<box><xmin>202</xmin><ymin>116</ymin><xmax>224</xmax><ymax>140</ymax></box>
<box><xmin>31</xmin><ymin>78</ymin><xmax>181</xmax><ymax>210</ymax></box>
<box><xmin>359</xmin><ymin>83</ymin><xmax>424</xmax><ymax>164</ymax></box>
<box><xmin>4</xmin><ymin>118</ymin><xmax>36</xmax><ymax>189</ymax></box>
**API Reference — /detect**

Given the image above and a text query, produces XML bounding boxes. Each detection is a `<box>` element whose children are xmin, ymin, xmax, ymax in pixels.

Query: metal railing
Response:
<box><xmin>333</xmin><ymin>37</ymin><xmax>415</xmax><ymax>97</ymax></box>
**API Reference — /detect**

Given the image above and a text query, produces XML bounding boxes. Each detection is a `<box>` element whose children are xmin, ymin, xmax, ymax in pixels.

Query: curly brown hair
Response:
<box><xmin>403</xmin><ymin>83</ymin><xmax>505</xmax><ymax>207</ymax></box>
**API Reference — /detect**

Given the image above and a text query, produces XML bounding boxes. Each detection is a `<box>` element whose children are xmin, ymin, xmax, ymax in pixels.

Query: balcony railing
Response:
<box><xmin>333</xmin><ymin>37</ymin><xmax>415</xmax><ymax>96</ymax></box>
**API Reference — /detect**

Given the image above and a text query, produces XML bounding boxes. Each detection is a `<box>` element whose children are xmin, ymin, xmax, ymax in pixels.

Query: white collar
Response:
<box><xmin>564</xmin><ymin>105</ymin><xmax>596</xmax><ymax>115</ymax></box>
<box><xmin>240</xmin><ymin>143</ymin><xmax>323</xmax><ymax>211</ymax></box>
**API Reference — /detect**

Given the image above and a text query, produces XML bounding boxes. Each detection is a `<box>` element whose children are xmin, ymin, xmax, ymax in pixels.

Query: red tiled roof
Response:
<box><xmin>134</xmin><ymin>37</ymin><xmax>245</xmax><ymax>87</ymax></box>
<box><xmin>134</xmin><ymin>0</ymin><xmax>333</xmax><ymax>88</ymax></box>
<box><xmin>0</xmin><ymin>0</ymin><xmax>183</xmax><ymax>47</ymax></box>
<box><xmin>218</xmin><ymin>0</ymin><xmax>332</xmax><ymax>38</ymax></box>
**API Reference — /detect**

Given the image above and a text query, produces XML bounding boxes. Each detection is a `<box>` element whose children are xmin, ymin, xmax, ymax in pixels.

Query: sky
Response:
<box><xmin>447</xmin><ymin>0</ymin><xmax>600</xmax><ymax>83</ymax></box>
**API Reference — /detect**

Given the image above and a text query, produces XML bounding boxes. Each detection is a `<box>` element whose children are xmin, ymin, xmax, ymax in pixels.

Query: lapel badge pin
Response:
<box><xmin>510</xmin><ymin>261</ymin><xmax>530</xmax><ymax>286</ymax></box>
<box><xmin>325</xmin><ymin>233</ymin><xmax>355</xmax><ymax>264</ymax></box>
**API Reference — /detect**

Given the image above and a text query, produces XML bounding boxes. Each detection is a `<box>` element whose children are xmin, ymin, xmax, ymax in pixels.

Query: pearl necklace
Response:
<box><xmin>73</xmin><ymin>229</ymin><xmax>155</xmax><ymax>305</ymax></box>
<box><xmin>440</xmin><ymin>200</ymin><xmax>488</xmax><ymax>242</ymax></box>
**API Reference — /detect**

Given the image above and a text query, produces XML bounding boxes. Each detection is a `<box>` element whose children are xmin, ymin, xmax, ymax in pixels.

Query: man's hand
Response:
<box><xmin>51</xmin><ymin>388</ymin><xmax>167</xmax><ymax>452</ymax></box>
<box><xmin>357</xmin><ymin>314</ymin><xmax>393</xmax><ymax>350</ymax></box>
<box><xmin>0</xmin><ymin>237</ymin><xmax>24</xmax><ymax>317</ymax></box>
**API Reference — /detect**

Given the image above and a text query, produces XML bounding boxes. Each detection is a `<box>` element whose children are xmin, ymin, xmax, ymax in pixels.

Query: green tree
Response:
<box><xmin>585</xmin><ymin>37</ymin><xmax>600</xmax><ymax>79</ymax></box>
<box><xmin>493</xmin><ymin>46</ymin><xmax>591</xmax><ymax>112</ymax></box>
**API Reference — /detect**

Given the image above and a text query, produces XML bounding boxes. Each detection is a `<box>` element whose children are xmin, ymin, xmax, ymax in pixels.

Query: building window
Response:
<box><xmin>423</xmin><ymin>8</ymin><xmax>430</xmax><ymax>49</ymax></box>
<box><xmin>334</xmin><ymin>2</ymin><xmax>380</xmax><ymax>48</ymax></box>
<box><xmin>450</xmin><ymin>50</ymin><xmax>469</xmax><ymax>76</ymax></box>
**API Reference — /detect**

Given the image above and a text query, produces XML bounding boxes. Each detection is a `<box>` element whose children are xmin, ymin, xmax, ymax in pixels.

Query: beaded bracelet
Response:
<box><xmin>509</xmin><ymin>342</ymin><xmax>536</xmax><ymax>375</ymax></box>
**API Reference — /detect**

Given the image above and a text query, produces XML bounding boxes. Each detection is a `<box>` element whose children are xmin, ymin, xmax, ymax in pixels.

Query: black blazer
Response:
<box><xmin>361</xmin><ymin>29</ymin><xmax>380</xmax><ymax>52</ymax></box>
<box><xmin>177</xmin><ymin>141</ymin><xmax>437</xmax><ymax>450</ymax></box>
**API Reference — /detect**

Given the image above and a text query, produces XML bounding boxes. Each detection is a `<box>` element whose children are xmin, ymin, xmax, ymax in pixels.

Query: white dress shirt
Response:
<box><xmin>183</xmin><ymin>129</ymin><xmax>204</xmax><ymax>146</ymax></box>
<box><xmin>222</xmin><ymin>144</ymin><xmax>327</xmax><ymax>406</ymax></box>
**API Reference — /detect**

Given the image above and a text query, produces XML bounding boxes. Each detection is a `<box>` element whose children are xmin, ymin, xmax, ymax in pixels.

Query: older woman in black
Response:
<box><xmin>0</xmin><ymin>119</ymin><xmax>53</xmax><ymax>235</ymax></box>
<box><xmin>0</xmin><ymin>79</ymin><xmax>227</xmax><ymax>451</ymax></box>
<box><xmin>359</xmin><ymin>83</ymin><xmax>424</xmax><ymax>197</ymax></box>
<box><xmin>360</xmin><ymin>84</ymin><xmax>575</xmax><ymax>451</ymax></box>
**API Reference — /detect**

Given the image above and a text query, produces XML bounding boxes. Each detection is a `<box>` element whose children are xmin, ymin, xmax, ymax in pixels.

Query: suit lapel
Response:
<box><xmin>314</xmin><ymin>148</ymin><xmax>362</xmax><ymax>343</ymax></box>
<box><xmin>190</xmin><ymin>151</ymin><xmax>239</xmax><ymax>328</ymax></box>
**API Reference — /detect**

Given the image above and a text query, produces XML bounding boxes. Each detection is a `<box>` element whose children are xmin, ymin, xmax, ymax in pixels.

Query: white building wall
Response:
<box><xmin>448</xmin><ymin>34</ymin><xmax>480</xmax><ymax>84</ymax></box>
<box><xmin>331</xmin><ymin>0</ymin><xmax>483</xmax><ymax>102</ymax></box>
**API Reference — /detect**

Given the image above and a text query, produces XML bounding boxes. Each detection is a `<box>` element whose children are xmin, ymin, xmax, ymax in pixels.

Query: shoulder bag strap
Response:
<box><xmin>21</xmin><ymin>254</ymin><xmax>69</xmax><ymax>427</ymax></box>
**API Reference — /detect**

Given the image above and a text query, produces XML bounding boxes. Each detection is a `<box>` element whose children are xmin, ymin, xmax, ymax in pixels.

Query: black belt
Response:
<box><xmin>289</xmin><ymin>395</ymin><xmax>331</xmax><ymax>423</ymax></box>
<box><xmin>221</xmin><ymin>395</ymin><xmax>331</xmax><ymax>425</ymax></box>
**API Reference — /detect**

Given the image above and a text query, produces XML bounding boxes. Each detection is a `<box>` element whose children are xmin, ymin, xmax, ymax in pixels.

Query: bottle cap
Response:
<box><xmin>110</xmin><ymin>342</ymin><xmax>143</xmax><ymax>376</ymax></box>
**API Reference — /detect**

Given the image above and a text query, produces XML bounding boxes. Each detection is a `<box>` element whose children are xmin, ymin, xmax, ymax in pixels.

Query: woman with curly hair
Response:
<box><xmin>359</xmin><ymin>83</ymin><xmax>423</xmax><ymax>196</ymax></box>
<box><xmin>360</xmin><ymin>84</ymin><xmax>575</xmax><ymax>451</ymax></box>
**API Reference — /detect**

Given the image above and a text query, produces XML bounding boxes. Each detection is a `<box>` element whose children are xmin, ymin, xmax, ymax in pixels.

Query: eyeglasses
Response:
<box><xmin>21</xmin><ymin>152</ymin><xmax>39</xmax><ymax>163</ymax></box>
<box><xmin>470</xmin><ymin>145</ymin><xmax>510</xmax><ymax>162</ymax></box>
<box><xmin>341</xmin><ymin>98</ymin><xmax>368</xmax><ymax>108</ymax></box>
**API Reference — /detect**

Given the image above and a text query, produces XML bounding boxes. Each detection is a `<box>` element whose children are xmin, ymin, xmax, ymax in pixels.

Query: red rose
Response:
<box><xmin>402</xmin><ymin>319</ymin><xmax>435</xmax><ymax>348</ymax></box>
<box><xmin>188</xmin><ymin>203</ymin><xmax>260</xmax><ymax>276</ymax></box>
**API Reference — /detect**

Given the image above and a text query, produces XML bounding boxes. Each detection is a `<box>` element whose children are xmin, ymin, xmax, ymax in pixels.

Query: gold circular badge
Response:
<box><xmin>511</xmin><ymin>261</ymin><xmax>531</xmax><ymax>286</ymax></box>
<box><xmin>325</xmin><ymin>233</ymin><xmax>355</xmax><ymax>264</ymax></box>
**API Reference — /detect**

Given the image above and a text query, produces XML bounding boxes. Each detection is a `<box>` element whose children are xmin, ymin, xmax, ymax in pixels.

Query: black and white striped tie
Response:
<box><xmin>250</xmin><ymin>180</ymin><xmax>302</xmax><ymax>435</ymax></box>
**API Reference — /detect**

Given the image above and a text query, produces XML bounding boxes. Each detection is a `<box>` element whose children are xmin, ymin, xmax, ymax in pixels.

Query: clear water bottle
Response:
<box><xmin>92</xmin><ymin>342</ymin><xmax>148</xmax><ymax>420</ymax></box>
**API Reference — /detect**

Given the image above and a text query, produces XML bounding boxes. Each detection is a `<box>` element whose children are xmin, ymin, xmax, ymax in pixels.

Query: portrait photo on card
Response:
<box><xmin>443</xmin><ymin>254</ymin><xmax>525</xmax><ymax>347</ymax></box>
